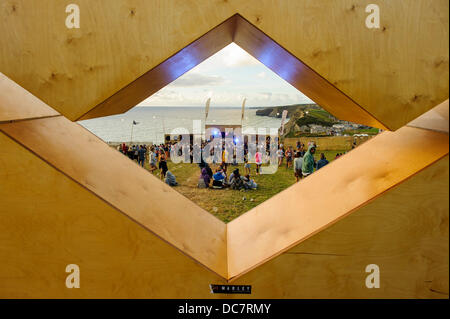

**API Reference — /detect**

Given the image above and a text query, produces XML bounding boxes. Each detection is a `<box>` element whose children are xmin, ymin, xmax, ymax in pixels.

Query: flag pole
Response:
<box><xmin>130</xmin><ymin>122</ymin><xmax>134</xmax><ymax>144</ymax></box>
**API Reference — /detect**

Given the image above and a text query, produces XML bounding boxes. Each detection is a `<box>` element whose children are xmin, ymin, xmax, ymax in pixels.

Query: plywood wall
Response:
<box><xmin>0</xmin><ymin>131</ymin><xmax>228</xmax><ymax>298</ymax></box>
<box><xmin>0</xmin><ymin>130</ymin><xmax>447</xmax><ymax>298</ymax></box>
<box><xmin>0</xmin><ymin>0</ymin><xmax>448</xmax><ymax>129</ymax></box>
<box><xmin>229</xmin><ymin>156</ymin><xmax>449</xmax><ymax>298</ymax></box>
<box><xmin>0</xmin><ymin>0</ymin><xmax>448</xmax><ymax>299</ymax></box>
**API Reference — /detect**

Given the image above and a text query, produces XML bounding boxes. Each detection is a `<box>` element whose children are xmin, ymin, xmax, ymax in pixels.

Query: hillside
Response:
<box><xmin>255</xmin><ymin>103</ymin><xmax>322</xmax><ymax>118</ymax></box>
<box><xmin>255</xmin><ymin>104</ymin><xmax>339</xmax><ymax>136</ymax></box>
<box><xmin>255</xmin><ymin>104</ymin><xmax>376</xmax><ymax>137</ymax></box>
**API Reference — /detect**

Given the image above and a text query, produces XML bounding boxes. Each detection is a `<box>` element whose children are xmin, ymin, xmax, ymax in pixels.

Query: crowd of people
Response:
<box><xmin>117</xmin><ymin>138</ymin><xmax>340</xmax><ymax>189</ymax></box>
<box><xmin>197</xmin><ymin>160</ymin><xmax>258</xmax><ymax>191</ymax></box>
<box><xmin>274</xmin><ymin>141</ymin><xmax>332</xmax><ymax>182</ymax></box>
<box><xmin>118</xmin><ymin>143</ymin><xmax>178</xmax><ymax>186</ymax></box>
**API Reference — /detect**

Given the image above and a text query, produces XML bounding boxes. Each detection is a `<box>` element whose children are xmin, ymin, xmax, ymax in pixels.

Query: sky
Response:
<box><xmin>137</xmin><ymin>43</ymin><xmax>314</xmax><ymax>108</ymax></box>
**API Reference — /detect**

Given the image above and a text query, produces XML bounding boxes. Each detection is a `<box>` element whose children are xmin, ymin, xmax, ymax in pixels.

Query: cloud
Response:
<box><xmin>136</xmin><ymin>43</ymin><xmax>315</xmax><ymax>107</ymax></box>
<box><xmin>170</xmin><ymin>73</ymin><xmax>225</xmax><ymax>87</ymax></box>
<box><xmin>193</xmin><ymin>43</ymin><xmax>259</xmax><ymax>72</ymax></box>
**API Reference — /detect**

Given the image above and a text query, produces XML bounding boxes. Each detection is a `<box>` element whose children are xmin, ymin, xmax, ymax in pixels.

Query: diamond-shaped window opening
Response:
<box><xmin>77</xmin><ymin>14</ymin><xmax>387</xmax><ymax>223</ymax></box>
<box><xmin>2</xmin><ymin>14</ymin><xmax>447</xmax><ymax>282</ymax></box>
<box><xmin>78</xmin><ymin>47</ymin><xmax>381</xmax><ymax>223</ymax></box>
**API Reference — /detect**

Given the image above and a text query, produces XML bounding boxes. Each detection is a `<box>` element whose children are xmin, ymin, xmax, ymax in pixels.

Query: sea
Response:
<box><xmin>78</xmin><ymin>106</ymin><xmax>285</xmax><ymax>144</ymax></box>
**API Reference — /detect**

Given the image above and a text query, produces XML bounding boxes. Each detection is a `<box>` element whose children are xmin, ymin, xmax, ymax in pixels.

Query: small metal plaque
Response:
<box><xmin>210</xmin><ymin>284</ymin><xmax>252</xmax><ymax>294</ymax></box>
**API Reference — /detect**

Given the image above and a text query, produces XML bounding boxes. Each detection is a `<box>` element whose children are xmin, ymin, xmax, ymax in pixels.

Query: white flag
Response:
<box><xmin>241</xmin><ymin>98</ymin><xmax>247</xmax><ymax>121</ymax></box>
<box><xmin>280</xmin><ymin>110</ymin><xmax>288</xmax><ymax>135</ymax></box>
<box><xmin>205</xmin><ymin>98</ymin><xmax>211</xmax><ymax>120</ymax></box>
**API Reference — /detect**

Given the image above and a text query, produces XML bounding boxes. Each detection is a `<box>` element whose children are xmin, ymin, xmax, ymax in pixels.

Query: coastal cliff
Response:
<box><xmin>255</xmin><ymin>103</ymin><xmax>318</xmax><ymax>118</ymax></box>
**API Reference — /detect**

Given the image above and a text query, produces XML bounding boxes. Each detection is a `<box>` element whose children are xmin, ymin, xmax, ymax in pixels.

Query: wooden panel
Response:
<box><xmin>235</xmin><ymin>0</ymin><xmax>449</xmax><ymax>130</ymax></box>
<box><xmin>230</xmin><ymin>157</ymin><xmax>449</xmax><ymax>298</ymax></box>
<box><xmin>227</xmin><ymin>126</ymin><xmax>449</xmax><ymax>278</ymax></box>
<box><xmin>78</xmin><ymin>14</ymin><xmax>237</xmax><ymax>120</ymax></box>
<box><xmin>81</xmin><ymin>14</ymin><xmax>387</xmax><ymax>130</ymax></box>
<box><xmin>233</xmin><ymin>16</ymin><xmax>387</xmax><ymax>130</ymax></box>
<box><xmin>0</xmin><ymin>1</ymin><xmax>447</xmax><ymax>128</ymax></box>
<box><xmin>0</xmin><ymin>0</ymin><xmax>236</xmax><ymax>121</ymax></box>
<box><xmin>408</xmin><ymin>99</ymin><xmax>449</xmax><ymax>133</ymax></box>
<box><xmin>1</xmin><ymin>130</ymin><xmax>446</xmax><ymax>298</ymax></box>
<box><xmin>0</xmin><ymin>72</ymin><xmax>59</xmax><ymax>122</ymax></box>
<box><xmin>0</xmin><ymin>116</ymin><xmax>228</xmax><ymax>278</ymax></box>
<box><xmin>0</xmin><ymin>131</ymin><xmax>228</xmax><ymax>298</ymax></box>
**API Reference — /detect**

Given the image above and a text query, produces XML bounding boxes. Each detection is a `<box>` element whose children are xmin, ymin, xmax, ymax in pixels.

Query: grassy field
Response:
<box><xmin>138</xmin><ymin>149</ymin><xmax>345</xmax><ymax>222</ymax></box>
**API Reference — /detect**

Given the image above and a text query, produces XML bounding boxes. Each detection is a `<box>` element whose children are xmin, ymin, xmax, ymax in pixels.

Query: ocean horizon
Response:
<box><xmin>78</xmin><ymin>106</ymin><xmax>285</xmax><ymax>144</ymax></box>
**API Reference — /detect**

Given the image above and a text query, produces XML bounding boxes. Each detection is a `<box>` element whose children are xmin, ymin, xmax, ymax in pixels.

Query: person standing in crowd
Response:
<box><xmin>148</xmin><ymin>147</ymin><xmax>158</xmax><ymax>173</ymax></box>
<box><xmin>137</xmin><ymin>145</ymin><xmax>146</xmax><ymax>167</ymax></box>
<box><xmin>159</xmin><ymin>154</ymin><xmax>168</xmax><ymax>181</ymax></box>
<box><xmin>299</xmin><ymin>143</ymin><xmax>306</xmax><ymax>157</ymax></box>
<box><xmin>276</xmin><ymin>147</ymin><xmax>284</xmax><ymax>166</ymax></box>
<box><xmin>164</xmin><ymin>144</ymin><xmax>169</xmax><ymax>159</ymax></box>
<box><xmin>121</xmin><ymin>143</ymin><xmax>128</xmax><ymax>155</ymax></box>
<box><xmin>255</xmin><ymin>148</ymin><xmax>263</xmax><ymax>175</ymax></box>
<box><xmin>127</xmin><ymin>145</ymin><xmax>134</xmax><ymax>160</ymax></box>
<box><xmin>285</xmin><ymin>146</ymin><xmax>293</xmax><ymax>169</ymax></box>
<box><xmin>144</xmin><ymin>144</ymin><xmax>148</xmax><ymax>162</ymax></box>
<box><xmin>293</xmin><ymin>151</ymin><xmax>303</xmax><ymax>182</ymax></box>
<box><xmin>244</xmin><ymin>153</ymin><xmax>251</xmax><ymax>175</ymax></box>
<box><xmin>316</xmin><ymin>153</ymin><xmax>329</xmax><ymax>170</ymax></box>
<box><xmin>221</xmin><ymin>145</ymin><xmax>228</xmax><ymax>174</ymax></box>
<box><xmin>301</xmin><ymin>144</ymin><xmax>316</xmax><ymax>177</ymax></box>
<box><xmin>134</xmin><ymin>145</ymin><xmax>139</xmax><ymax>162</ymax></box>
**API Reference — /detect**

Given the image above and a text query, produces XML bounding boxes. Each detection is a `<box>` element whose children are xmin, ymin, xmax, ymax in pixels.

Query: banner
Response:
<box><xmin>280</xmin><ymin>110</ymin><xmax>288</xmax><ymax>135</ymax></box>
<box><xmin>241</xmin><ymin>98</ymin><xmax>246</xmax><ymax>122</ymax></box>
<box><xmin>205</xmin><ymin>97</ymin><xmax>211</xmax><ymax>120</ymax></box>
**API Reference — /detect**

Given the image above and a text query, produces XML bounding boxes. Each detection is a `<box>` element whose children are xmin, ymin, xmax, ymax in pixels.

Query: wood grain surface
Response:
<box><xmin>0</xmin><ymin>0</ymin><xmax>447</xmax><ymax>129</ymax></box>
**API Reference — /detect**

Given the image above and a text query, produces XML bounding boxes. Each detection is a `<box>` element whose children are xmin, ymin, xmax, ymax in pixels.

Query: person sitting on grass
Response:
<box><xmin>165</xmin><ymin>170</ymin><xmax>178</xmax><ymax>186</ymax></box>
<box><xmin>198</xmin><ymin>157</ymin><xmax>207</xmax><ymax>171</ymax></box>
<box><xmin>293</xmin><ymin>151</ymin><xmax>303</xmax><ymax>182</ymax></box>
<box><xmin>212</xmin><ymin>168</ymin><xmax>226</xmax><ymax>189</ymax></box>
<box><xmin>198</xmin><ymin>167</ymin><xmax>211</xmax><ymax>189</ymax></box>
<box><xmin>243</xmin><ymin>174</ymin><xmax>258</xmax><ymax>190</ymax></box>
<box><xmin>301</xmin><ymin>144</ymin><xmax>316</xmax><ymax>178</ymax></box>
<box><xmin>229</xmin><ymin>169</ymin><xmax>244</xmax><ymax>190</ymax></box>
<box><xmin>316</xmin><ymin>153</ymin><xmax>329</xmax><ymax>170</ymax></box>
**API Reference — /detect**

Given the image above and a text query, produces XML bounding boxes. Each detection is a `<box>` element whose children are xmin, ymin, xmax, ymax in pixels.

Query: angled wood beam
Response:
<box><xmin>233</xmin><ymin>15</ymin><xmax>388</xmax><ymax>130</ymax></box>
<box><xmin>77</xmin><ymin>14</ymin><xmax>388</xmax><ymax>130</ymax></box>
<box><xmin>77</xmin><ymin>15</ymin><xmax>238</xmax><ymax>121</ymax></box>
<box><xmin>227</xmin><ymin>124</ymin><xmax>449</xmax><ymax>279</ymax></box>
<box><xmin>407</xmin><ymin>99</ymin><xmax>449</xmax><ymax>133</ymax></box>
<box><xmin>0</xmin><ymin>115</ymin><xmax>228</xmax><ymax>279</ymax></box>
<box><xmin>0</xmin><ymin>73</ymin><xmax>59</xmax><ymax>123</ymax></box>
